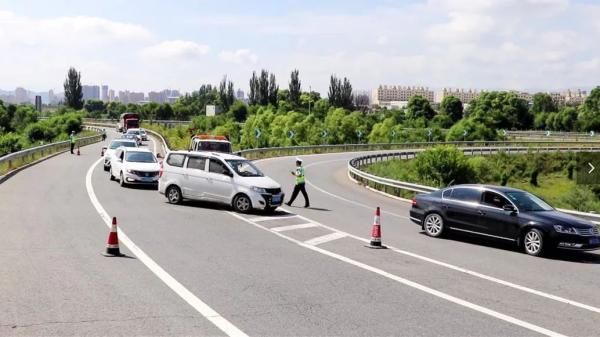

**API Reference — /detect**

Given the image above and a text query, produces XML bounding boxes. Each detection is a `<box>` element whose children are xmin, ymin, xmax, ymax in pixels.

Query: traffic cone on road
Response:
<box><xmin>102</xmin><ymin>217</ymin><xmax>124</xmax><ymax>257</ymax></box>
<box><xmin>366</xmin><ymin>207</ymin><xmax>387</xmax><ymax>249</ymax></box>
<box><xmin>100</xmin><ymin>148</ymin><xmax>104</xmax><ymax>156</ymax></box>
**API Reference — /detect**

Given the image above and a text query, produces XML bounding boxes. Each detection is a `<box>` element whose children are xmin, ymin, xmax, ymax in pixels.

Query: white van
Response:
<box><xmin>158</xmin><ymin>151</ymin><xmax>284</xmax><ymax>213</ymax></box>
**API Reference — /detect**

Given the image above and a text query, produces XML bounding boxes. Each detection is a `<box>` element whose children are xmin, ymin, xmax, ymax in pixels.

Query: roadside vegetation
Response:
<box><xmin>363</xmin><ymin>146</ymin><xmax>600</xmax><ymax>212</ymax></box>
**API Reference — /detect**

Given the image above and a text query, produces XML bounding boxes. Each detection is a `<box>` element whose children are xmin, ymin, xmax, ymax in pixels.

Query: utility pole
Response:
<box><xmin>308</xmin><ymin>85</ymin><xmax>312</xmax><ymax>115</ymax></box>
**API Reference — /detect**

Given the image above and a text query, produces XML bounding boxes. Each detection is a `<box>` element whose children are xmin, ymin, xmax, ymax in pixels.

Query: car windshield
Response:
<box><xmin>126</xmin><ymin>152</ymin><xmax>156</xmax><ymax>163</ymax></box>
<box><xmin>109</xmin><ymin>141</ymin><xmax>136</xmax><ymax>149</ymax></box>
<box><xmin>128</xmin><ymin>130</ymin><xmax>140</xmax><ymax>135</ymax></box>
<box><xmin>226</xmin><ymin>160</ymin><xmax>264</xmax><ymax>177</ymax></box>
<box><xmin>504</xmin><ymin>191</ymin><xmax>554</xmax><ymax>212</ymax></box>
<box><xmin>197</xmin><ymin>141</ymin><xmax>232</xmax><ymax>153</ymax></box>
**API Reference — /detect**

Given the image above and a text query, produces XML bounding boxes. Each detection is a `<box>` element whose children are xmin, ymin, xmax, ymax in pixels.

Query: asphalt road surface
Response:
<box><xmin>1</xmin><ymin>132</ymin><xmax>600</xmax><ymax>336</ymax></box>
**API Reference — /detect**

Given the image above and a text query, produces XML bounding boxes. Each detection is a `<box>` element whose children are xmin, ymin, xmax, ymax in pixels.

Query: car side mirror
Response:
<box><xmin>503</xmin><ymin>204</ymin><xmax>516</xmax><ymax>213</ymax></box>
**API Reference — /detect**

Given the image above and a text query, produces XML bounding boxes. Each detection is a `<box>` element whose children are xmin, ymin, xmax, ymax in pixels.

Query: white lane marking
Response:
<box><xmin>86</xmin><ymin>158</ymin><xmax>248</xmax><ymax>337</ymax></box>
<box><xmin>271</xmin><ymin>223</ymin><xmax>319</xmax><ymax>232</ymax></box>
<box><xmin>303</xmin><ymin>159</ymin><xmax>409</xmax><ymax>220</ymax></box>
<box><xmin>251</xmin><ymin>215</ymin><xmax>298</xmax><ymax>222</ymax></box>
<box><xmin>278</xmin><ymin>207</ymin><xmax>600</xmax><ymax>316</ymax></box>
<box><xmin>228</xmin><ymin>211</ymin><xmax>567</xmax><ymax>337</ymax></box>
<box><xmin>304</xmin><ymin>232</ymin><xmax>347</xmax><ymax>246</ymax></box>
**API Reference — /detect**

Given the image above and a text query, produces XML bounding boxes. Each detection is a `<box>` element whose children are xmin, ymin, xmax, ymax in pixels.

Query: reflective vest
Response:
<box><xmin>70</xmin><ymin>134</ymin><xmax>77</xmax><ymax>144</ymax></box>
<box><xmin>295</xmin><ymin>166</ymin><xmax>305</xmax><ymax>184</ymax></box>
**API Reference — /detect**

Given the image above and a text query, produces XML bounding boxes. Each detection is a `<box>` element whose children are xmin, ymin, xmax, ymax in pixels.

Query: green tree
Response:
<box><xmin>268</xmin><ymin>73</ymin><xmax>278</xmax><ymax>106</ymax></box>
<box><xmin>328</xmin><ymin>75</ymin><xmax>353</xmax><ymax>109</ymax></box>
<box><xmin>440</xmin><ymin>96</ymin><xmax>463</xmax><ymax>122</ymax></box>
<box><xmin>577</xmin><ymin>86</ymin><xmax>600</xmax><ymax>131</ymax></box>
<box><xmin>289</xmin><ymin>69</ymin><xmax>301</xmax><ymax>107</ymax></box>
<box><xmin>468</xmin><ymin>91</ymin><xmax>532</xmax><ymax>130</ymax></box>
<box><xmin>406</xmin><ymin>95</ymin><xmax>435</xmax><ymax>121</ymax></box>
<box><xmin>531</xmin><ymin>93</ymin><xmax>558</xmax><ymax>116</ymax></box>
<box><xmin>249</xmin><ymin>71</ymin><xmax>259</xmax><ymax>105</ymax></box>
<box><xmin>63</xmin><ymin>67</ymin><xmax>83</xmax><ymax>110</ymax></box>
<box><xmin>10</xmin><ymin>105</ymin><xmax>38</xmax><ymax>132</ymax></box>
<box><xmin>84</xmin><ymin>99</ymin><xmax>106</xmax><ymax>117</ymax></box>
<box><xmin>106</xmin><ymin>102</ymin><xmax>126</xmax><ymax>119</ymax></box>
<box><xmin>229</xmin><ymin>100</ymin><xmax>248</xmax><ymax>122</ymax></box>
<box><xmin>446</xmin><ymin>118</ymin><xmax>498</xmax><ymax>141</ymax></box>
<box><xmin>414</xmin><ymin>146</ymin><xmax>475</xmax><ymax>187</ymax></box>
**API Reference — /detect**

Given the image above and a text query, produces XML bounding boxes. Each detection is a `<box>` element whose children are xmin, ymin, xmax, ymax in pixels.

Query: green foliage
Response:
<box><xmin>468</xmin><ymin>91</ymin><xmax>532</xmax><ymax>130</ymax></box>
<box><xmin>413</xmin><ymin>146</ymin><xmax>475</xmax><ymax>187</ymax></box>
<box><xmin>229</xmin><ymin>100</ymin><xmax>248</xmax><ymax>122</ymax></box>
<box><xmin>577</xmin><ymin>86</ymin><xmax>600</xmax><ymax>131</ymax></box>
<box><xmin>446</xmin><ymin>118</ymin><xmax>498</xmax><ymax>141</ymax></box>
<box><xmin>84</xmin><ymin>99</ymin><xmax>106</xmax><ymax>118</ymax></box>
<box><xmin>440</xmin><ymin>96</ymin><xmax>463</xmax><ymax>122</ymax></box>
<box><xmin>289</xmin><ymin>69</ymin><xmax>301</xmax><ymax>107</ymax></box>
<box><xmin>406</xmin><ymin>95</ymin><xmax>435</xmax><ymax>121</ymax></box>
<box><xmin>328</xmin><ymin>75</ymin><xmax>353</xmax><ymax>110</ymax></box>
<box><xmin>559</xmin><ymin>186</ymin><xmax>600</xmax><ymax>212</ymax></box>
<box><xmin>0</xmin><ymin>132</ymin><xmax>23</xmax><ymax>156</ymax></box>
<box><xmin>531</xmin><ymin>93</ymin><xmax>558</xmax><ymax>115</ymax></box>
<box><xmin>63</xmin><ymin>67</ymin><xmax>83</xmax><ymax>110</ymax></box>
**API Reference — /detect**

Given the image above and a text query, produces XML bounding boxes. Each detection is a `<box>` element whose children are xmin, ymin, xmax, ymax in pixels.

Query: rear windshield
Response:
<box><xmin>126</xmin><ymin>152</ymin><xmax>156</xmax><ymax>163</ymax></box>
<box><xmin>109</xmin><ymin>141</ymin><xmax>136</xmax><ymax>149</ymax></box>
<box><xmin>195</xmin><ymin>141</ymin><xmax>232</xmax><ymax>153</ymax></box>
<box><xmin>127</xmin><ymin>130</ymin><xmax>140</xmax><ymax>135</ymax></box>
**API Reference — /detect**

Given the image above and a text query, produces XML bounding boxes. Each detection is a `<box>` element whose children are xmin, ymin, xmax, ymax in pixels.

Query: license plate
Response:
<box><xmin>272</xmin><ymin>195</ymin><xmax>281</xmax><ymax>204</ymax></box>
<box><xmin>590</xmin><ymin>238</ymin><xmax>600</xmax><ymax>245</ymax></box>
<box><xmin>141</xmin><ymin>177</ymin><xmax>154</xmax><ymax>182</ymax></box>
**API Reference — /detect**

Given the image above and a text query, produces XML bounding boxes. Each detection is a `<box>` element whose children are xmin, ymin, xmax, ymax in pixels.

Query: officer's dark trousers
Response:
<box><xmin>70</xmin><ymin>143</ymin><xmax>75</xmax><ymax>154</ymax></box>
<box><xmin>288</xmin><ymin>183</ymin><xmax>309</xmax><ymax>207</ymax></box>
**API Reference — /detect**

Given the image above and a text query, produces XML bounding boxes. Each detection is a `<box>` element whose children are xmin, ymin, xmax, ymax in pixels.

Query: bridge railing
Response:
<box><xmin>347</xmin><ymin>146</ymin><xmax>600</xmax><ymax>223</ymax></box>
<box><xmin>0</xmin><ymin>126</ymin><xmax>103</xmax><ymax>177</ymax></box>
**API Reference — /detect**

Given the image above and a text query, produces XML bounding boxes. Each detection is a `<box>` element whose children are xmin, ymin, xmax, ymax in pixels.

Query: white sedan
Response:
<box><xmin>103</xmin><ymin>139</ymin><xmax>138</xmax><ymax>171</ymax></box>
<box><xmin>109</xmin><ymin>148</ymin><xmax>160</xmax><ymax>187</ymax></box>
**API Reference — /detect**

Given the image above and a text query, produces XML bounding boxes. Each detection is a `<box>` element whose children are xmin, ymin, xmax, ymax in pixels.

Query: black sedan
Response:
<box><xmin>409</xmin><ymin>184</ymin><xmax>600</xmax><ymax>256</ymax></box>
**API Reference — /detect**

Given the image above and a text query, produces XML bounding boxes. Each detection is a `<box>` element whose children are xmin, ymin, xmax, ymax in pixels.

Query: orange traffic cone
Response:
<box><xmin>102</xmin><ymin>217</ymin><xmax>124</xmax><ymax>257</ymax></box>
<box><xmin>100</xmin><ymin>148</ymin><xmax>104</xmax><ymax>156</ymax></box>
<box><xmin>366</xmin><ymin>207</ymin><xmax>387</xmax><ymax>249</ymax></box>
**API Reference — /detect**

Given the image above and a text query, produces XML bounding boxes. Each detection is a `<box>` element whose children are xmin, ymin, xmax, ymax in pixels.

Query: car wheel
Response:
<box><xmin>103</xmin><ymin>164</ymin><xmax>109</xmax><ymax>172</ymax></box>
<box><xmin>166</xmin><ymin>186</ymin><xmax>182</xmax><ymax>204</ymax></box>
<box><xmin>523</xmin><ymin>228</ymin><xmax>545</xmax><ymax>256</ymax></box>
<box><xmin>109</xmin><ymin>168</ymin><xmax>115</xmax><ymax>181</ymax></box>
<box><xmin>423</xmin><ymin>213</ymin><xmax>445</xmax><ymax>237</ymax></box>
<box><xmin>119</xmin><ymin>172</ymin><xmax>127</xmax><ymax>187</ymax></box>
<box><xmin>233</xmin><ymin>194</ymin><xmax>252</xmax><ymax>213</ymax></box>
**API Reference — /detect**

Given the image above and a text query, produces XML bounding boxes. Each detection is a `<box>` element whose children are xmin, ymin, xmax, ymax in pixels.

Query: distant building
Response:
<box><xmin>15</xmin><ymin>87</ymin><xmax>28</xmax><ymax>103</ymax></box>
<box><xmin>118</xmin><ymin>90</ymin><xmax>129</xmax><ymax>104</ymax></box>
<box><xmin>511</xmin><ymin>91</ymin><xmax>533</xmax><ymax>103</ymax></box>
<box><xmin>436</xmin><ymin>88</ymin><xmax>481</xmax><ymax>104</ymax></box>
<box><xmin>563</xmin><ymin>89</ymin><xmax>587</xmax><ymax>105</ymax></box>
<box><xmin>236</xmin><ymin>89</ymin><xmax>245</xmax><ymax>100</ymax></box>
<box><xmin>372</xmin><ymin>85</ymin><xmax>434</xmax><ymax>107</ymax></box>
<box><xmin>35</xmin><ymin>95</ymin><xmax>42</xmax><ymax>112</ymax></box>
<box><xmin>101</xmin><ymin>85</ymin><xmax>109</xmax><ymax>102</ymax></box>
<box><xmin>129</xmin><ymin>92</ymin><xmax>145</xmax><ymax>103</ymax></box>
<box><xmin>108</xmin><ymin>89</ymin><xmax>115</xmax><ymax>102</ymax></box>
<box><xmin>48</xmin><ymin>90</ymin><xmax>56</xmax><ymax>105</ymax></box>
<box><xmin>82</xmin><ymin>85</ymin><xmax>100</xmax><ymax>101</ymax></box>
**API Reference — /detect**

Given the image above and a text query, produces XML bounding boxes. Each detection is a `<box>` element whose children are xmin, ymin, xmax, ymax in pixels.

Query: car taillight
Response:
<box><xmin>159</xmin><ymin>161</ymin><xmax>164</xmax><ymax>178</ymax></box>
<box><xmin>411</xmin><ymin>197</ymin><xmax>417</xmax><ymax>207</ymax></box>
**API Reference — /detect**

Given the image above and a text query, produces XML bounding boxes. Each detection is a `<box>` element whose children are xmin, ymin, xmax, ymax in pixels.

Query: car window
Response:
<box><xmin>187</xmin><ymin>157</ymin><xmax>207</xmax><ymax>170</ymax></box>
<box><xmin>166</xmin><ymin>153</ymin><xmax>186</xmax><ymax>167</ymax></box>
<box><xmin>449</xmin><ymin>188</ymin><xmax>480</xmax><ymax>203</ymax></box>
<box><xmin>195</xmin><ymin>141</ymin><xmax>232</xmax><ymax>153</ymax></box>
<box><xmin>209</xmin><ymin>158</ymin><xmax>231</xmax><ymax>175</ymax></box>
<box><xmin>505</xmin><ymin>191</ymin><xmax>554</xmax><ymax>212</ymax></box>
<box><xmin>442</xmin><ymin>189</ymin><xmax>452</xmax><ymax>199</ymax></box>
<box><xmin>126</xmin><ymin>151</ymin><xmax>156</xmax><ymax>163</ymax></box>
<box><xmin>225</xmin><ymin>160</ymin><xmax>264</xmax><ymax>177</ymax></box>
<box><xmin>481</xmin><ymin>191</ymin><xmax>510</xmax><ymax>209</ymax></box>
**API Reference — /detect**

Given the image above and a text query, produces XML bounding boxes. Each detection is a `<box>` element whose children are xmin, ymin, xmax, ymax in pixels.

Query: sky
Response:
<box><xmin>1</xmin><ymin>0</ymin><xmax>599</xmax><ymax>94</ymax></box>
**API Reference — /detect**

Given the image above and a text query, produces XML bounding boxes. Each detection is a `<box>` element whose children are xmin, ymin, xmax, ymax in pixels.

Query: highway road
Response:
<box><xmin>2</xmin><ymin>131</ymin><xmax>600</xmax><ymax>336</ymax></box>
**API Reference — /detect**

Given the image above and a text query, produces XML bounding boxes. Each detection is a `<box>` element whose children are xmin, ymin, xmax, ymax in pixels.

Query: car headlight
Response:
<box><xmin>126</xmin><ymin>169</ymin><xmax>135</xmax><ymax>174</ymax></box>
<box><xmin>251</xmin><ymin>186</ymin><xmax>267</xmax><ymax>194</ymax></box>
<box><xmin>554</xmin><ymin>225</ymin><xmax>578</xmax><ymax>234</ymax></box>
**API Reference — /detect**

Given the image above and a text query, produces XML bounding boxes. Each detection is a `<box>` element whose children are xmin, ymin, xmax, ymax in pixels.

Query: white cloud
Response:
<box><xmin>142</xmin><ymin>40</ymin><xmax>210</xmax><ymax>60</ymax></box>
<box><xmin>219</xmin><ymin>49</ymin><xmax>258</xmax><ymax>65</ymax></box>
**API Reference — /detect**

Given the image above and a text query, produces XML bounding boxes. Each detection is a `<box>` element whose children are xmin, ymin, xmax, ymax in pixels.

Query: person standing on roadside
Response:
<box><xmin>286</xmin><ymin>158</ymin><xmax>310</xmax><ymax>208</ymax></box>
<box><xmin>102</xmin><ymin>129</ymin><xmax>107</xmax><ymax>141</ymax></box>
<box><xmin>70</xmin><ymin>131</ymin><xmax>77</xmax><ymax>154</ymax></box>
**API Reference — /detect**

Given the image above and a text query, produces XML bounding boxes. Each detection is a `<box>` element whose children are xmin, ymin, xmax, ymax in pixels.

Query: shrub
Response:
<box><xmin>0</xmin><ymin>133</ymin><xmax>23</xmax><ymax>156</ymax></box>
<box><xmin>414</xmin><ymin>146</ymin><xmax>475</xmax><ymax>187</ymax></box>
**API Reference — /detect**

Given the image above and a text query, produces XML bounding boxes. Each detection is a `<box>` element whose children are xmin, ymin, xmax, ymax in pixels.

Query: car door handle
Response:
<box><xmin>477</xmin><ymin>210</ymin><xmax>486</xmax><ymax>216</ymax></box>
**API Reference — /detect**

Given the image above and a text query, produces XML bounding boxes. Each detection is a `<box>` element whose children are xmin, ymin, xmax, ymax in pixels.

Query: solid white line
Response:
<box><xmin>251</xmin><ymin>215</ymin><xmax>298</xmax><ymax>222</ymax></box>
<box><xmin>304</xmin><ymin>232</ymin><xmax>347</xmax><ymax>246</ymax></box>
<box><xmin>278</xmin><ymin>207</ymin><xmax>600</xmax><ymax>316</ymax></box>
<box><xmin>271</xmin><ymin>223</ymin><xmax>319</xmax><ymax>232</ymax></box>
<box><xmin>227</xmin><ymin>211</ymin><xmax>567</xmax><ymax>337</ymax></box>
<box><xmin>86</xmin><ymin>158</ymin><xmax>248</xmax><ymax>337</ymax></box>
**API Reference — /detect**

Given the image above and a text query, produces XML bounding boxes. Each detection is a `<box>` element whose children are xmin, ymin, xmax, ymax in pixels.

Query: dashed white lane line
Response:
<box><xmin>228</xmin><ymin>211</ymin><xmax>567</xmax><ymax>337</ymax></box>
<box><xmin>86</xmin><ymin>157</ymin><xmax>248</xmax><ymax>337</ymax></box>
<box><xmin>251</xmin><ymin>215</ymin><xmax>298</xmax><ymax>222</ymax></box>
<box><xmin>304</xmin><ymin>232</ymin><xmax>347</xmax><ymax>246</ymax></box>
<box><xmin>271</xmin><ymin>223</ymin><xmax>319</xmax><ymax>232</ymax></box>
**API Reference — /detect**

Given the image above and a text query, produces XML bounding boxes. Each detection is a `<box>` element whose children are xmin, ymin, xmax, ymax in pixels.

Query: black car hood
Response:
<box><xmin>522</xmin><ymin>210</ymin><xmax>595</xmax><ymax>228</ymax></box>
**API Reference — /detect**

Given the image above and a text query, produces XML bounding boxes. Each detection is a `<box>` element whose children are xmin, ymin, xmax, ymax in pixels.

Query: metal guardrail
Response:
<box><xmin>347</xmin><ymin>146</ymin><xmax>600</xmax><ymax>222</ymax></box>
<box><xmin>83</xmin><ymin>118</ymin><xmax>191</xmax><ymax>127</ymax></box>
<box><xmin>237</xmin><ymin>140</ymin><xmax>600</xmax><ymax>160</ymax></box>
<box><xmin>0</xmin><ymin>127</ymin><xmax>103</xmax><ymax>175</ymax></box>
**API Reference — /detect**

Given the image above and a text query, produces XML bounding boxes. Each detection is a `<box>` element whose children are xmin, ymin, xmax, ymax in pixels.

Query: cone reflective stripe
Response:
<box><xmin>103</xmin><ymin>217</ymin><xmax>124</xmax><ymax>257</ymax></box>
<box><xmin>366</xmin><ymin>207</ymin><xmax>386</xmax><ymax>249</ymax></box>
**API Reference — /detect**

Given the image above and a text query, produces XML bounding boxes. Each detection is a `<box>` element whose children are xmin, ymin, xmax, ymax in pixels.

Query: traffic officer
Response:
<box><xmin>101</xmin><ymin>129</ymin><xmax>107</xmax><ymax>141</ymax></box>
<box><xmin>286</xmin><ymin>157</ymin><xmax>310</xmax><ymax>208</ymax></box>
<box><xmin>69</xmin><ymin>131</ymin><xmax>77</xmax><ymax>154</ymax></box>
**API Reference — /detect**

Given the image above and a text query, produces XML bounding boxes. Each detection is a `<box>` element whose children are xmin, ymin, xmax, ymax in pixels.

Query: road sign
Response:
<box><xmin>463</xmin><ymin>130</ymin><xmax>468</xmax><ymax>137</ymax></box>
<box><xmin>255</xmin><ymin>128</ymin><xmax>261</xmax><ymax>139</ymax></box>
<box><xmin>546</xmin><ymin>130</ymin><xmax>551</xmax><ymax>137</ymax></box>
<box><xmin>427</xmin><ymin>128</ymin><xmax>432</xmax><ymax>136</ymax></box>
<box><xmin>501</xmin><ymin>129</ymin><xmax>507</xmax><ymax>136</ymax></box>
<box><xmin>287</xmin><ymin>130</ymin><xmax>295</xmax><ymax>139</ymax></box>
<box><xmin>321</xmin><ymin>130</ymin><xmax>328</xmax><ymax>138</ymax></box>
<box><xmin>591</xmin><ymin>131</ymin><xmax>595</xmax><ymax>137</ymax></box>
<box><xmin>391</xmin><ymin>130</ymin><xmax>396</xmax><ymax>137</ymax></box>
